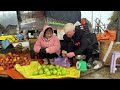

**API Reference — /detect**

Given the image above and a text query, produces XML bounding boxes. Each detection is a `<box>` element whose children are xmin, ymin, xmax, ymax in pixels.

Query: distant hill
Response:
<box><xmin>0</xmin><ymin>24</ymin><xmax>5</xmax><ymax>29</ymax></box>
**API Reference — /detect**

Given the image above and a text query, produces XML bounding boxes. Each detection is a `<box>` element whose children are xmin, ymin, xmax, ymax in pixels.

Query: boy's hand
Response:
<box><xmin>62</xmin><ymin>50</ymin><xmax>67</xmax><ymax>57</ymax></box>
<box><xmin>62</xmin><ymin>53</ymin><xmax>67</xmax><ymax>57</ymax></box>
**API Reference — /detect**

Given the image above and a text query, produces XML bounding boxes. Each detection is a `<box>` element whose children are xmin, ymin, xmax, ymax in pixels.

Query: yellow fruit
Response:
<box><xmin>39</xmin><ymin>69</ymin><xmax>44</xmax><ymax>75</ymax></box>
<box><xmin>45</xmin><ymin>71</ymin><xmax>51</xmax><ymax>76</ymax></box>
<box><xmin>44</xmin><ymin>68</ymin><xmax>49</xmax><ymax>73</ymax></box>
<box><xmin>56</xmin><ymin>65</ymin><xmax>60</xmax><ymax>69</ymax></box>
<box><xmin>61</xmin><ymin>70</ymin><xmax>66</xmax><ymax>75</ymax></box>
<box><xmin>53</xmin><ymin>69</ymin><xmax>57</xmax><ymax>75</ymax></box>
<box><xmin>57</xmin><ymin>72</ymin><xmax>62</xmax><ymax>76</ymax></box>
<box><xmin>32</xmin><ymin>71</ymin><xmax>39</xmax><ymax>76</ymax></box>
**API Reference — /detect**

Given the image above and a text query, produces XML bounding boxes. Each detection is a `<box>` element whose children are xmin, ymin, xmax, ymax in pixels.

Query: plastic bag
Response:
<box><xmin>1</xmin><ymin>40</ymin><xmax>11</xmax><ymax>49</ymax></box>
<box><xmin>54</xmin><ymin>56</ymin><xmax>70</xmax><ymax>68</ymax></box>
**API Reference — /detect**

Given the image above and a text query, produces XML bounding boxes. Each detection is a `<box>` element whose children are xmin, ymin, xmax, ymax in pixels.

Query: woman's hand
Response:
<box><xmin>66</xmin><ymin>52</ymin><xmax>75</xmax><ymax>58</ymax></box>
<box><xmin>40</xmin><ymin>48</ymin><xmax>46</xmax><ymax>54</ymax></box>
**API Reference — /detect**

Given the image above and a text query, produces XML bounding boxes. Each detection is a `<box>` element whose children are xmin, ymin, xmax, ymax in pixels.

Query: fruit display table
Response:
<box><xmin>0</xmin><ymin>52</ymin><xmax>30</xmax><ymax>79</ymax></box>
<box><xmin>0</xmin><ymin>53</ymin><xmax>80</xmax><ymax>79</ymax></box>
<box><xmin>0</xmin><ymin>69</ymin><xmax>25</xmax><ymax>79</ymax></box>
<box><xmin>0</xmin><ymin>61</ymin><xmax>80</xmax><ymax>79</ymax></box>
<box><xmin>12</xmin><ymin>41</ymin><xmax>30</xmax><ymax>50</ymax></box>
<box><xmin>14</xmin><ymin>61</ymin><xmax>80</xmax><ymax>79</ymax></box>
<box><xmin>0</xmin><ymin>53</ymin><xmax>31</xmax><ymax>70</ymax></box>
<box><xmin>0</xmin><ymin>60</ymin><xmax>43</xmax><ymax>79</ymax></box>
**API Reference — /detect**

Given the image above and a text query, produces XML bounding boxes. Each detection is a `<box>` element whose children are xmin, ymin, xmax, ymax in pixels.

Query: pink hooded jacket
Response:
<box><xmin>34</xmin><ymin>25</ymin><xmax>61</xmax><ymax>55</ymax></box>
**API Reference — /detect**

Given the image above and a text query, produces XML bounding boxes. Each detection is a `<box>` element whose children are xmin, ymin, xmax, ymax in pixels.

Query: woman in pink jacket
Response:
<box><xmin>34</xmin><ymin>25</ymin><xmax>61</xmax><ymax>65</ymax></box>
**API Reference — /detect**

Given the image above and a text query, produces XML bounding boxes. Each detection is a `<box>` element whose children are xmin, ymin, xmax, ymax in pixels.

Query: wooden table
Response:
<box><xmin>0</xmin><ymin>52</ymin><xmax>77</xmax><ymax>79</ymax></box>
<box><xmin>0</xmin><ymin>52</ymin><xmax>44</xmax><ymax>79</ymax></box>
<box><xmin>0</xmin><ymin>59</ymin><xmax>44</xmax><ymax>79</ymax></box>
<box><xmin>0</xmin><ymin>68</ymin><xmax>25</xmax><ymax>79</ymax></box>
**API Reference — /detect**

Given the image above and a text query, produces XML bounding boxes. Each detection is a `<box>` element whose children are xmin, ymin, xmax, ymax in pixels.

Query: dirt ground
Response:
<box><xmin>80</xmin><ymin>66</ymin><xmax>120</xmax><ymax>79</ymax></box>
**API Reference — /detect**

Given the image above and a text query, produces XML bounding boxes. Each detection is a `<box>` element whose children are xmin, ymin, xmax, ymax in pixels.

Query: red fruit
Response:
<box><xmin>3</xmin><ymin>66</ymin><xmax>6</xmax><ymax>70</ymax></box>
<box><xmin>5</xmin><ymin>63</ymin><xmax>9</xmax><ymax>66</ymax></box>
<box><xmin>16</xmin><ymin>59</ymin><xmax>20</xmax><ymax>62</ymax></box>
<box><xmin>14</xmin><ymin>54</ymin><xmax>19</xmax><ymax>57</ymax></box>
<box><xmin>20</xmin><ymin>63</ymin><xmax>24</xmax><ymax>66</ymax></box>
<box><xmin>8</xmin><ymin>52</ymin><xmax>12</xmax><ymax>56</ymax></box>
<box><xmin>9</xmin><ymin>59</ymin><xmax>12</xmax><ymax>62</ymax></box>
<box><xmin>13</xmin><ymin>58</ymin><xmax>17</xmax><ymax>62</ymax></box>
<box><xmin>0</xmin><ymin>66</ymin><xmax>4</xmax><ymax>70</ymax></box>
<box><xmin>1</xmin><ymin>63</ymin><xmax>4</xmax><ymax>66</ymax></box>
<box><xmin>23</xmin><ymin>57</ymin><xmax>27</xmax><ymax>60</ymax></box>
<box><xmin>8</xmin><ymin>61</ymin><xmax>11</xmax><ymax>64</ymax></box>
<box><xmin>10</xmin><ymin>64</ymin><xmax>14</xmax><ymax>67</ymax></box>
<box><xmin>1</xmin><ymin>59</ymin><xmax>3</xmax><ymax>61</ymax></box>
<box><xmin>0</xmin><ymin>61</ymin><xmax>1</xmax><ymax>63</ymax></box>
<box><xmin>8</xmin><ymin>56</ymin><xmax>11</xmax><ymax>59</ymax></box>
<box><xmin>13</xmin><ymin>57</ymin><xmax>16</xmax><ymax>59</ymax></box>
<box><xmin>17</xmin><ymin>57</ymin><xmax>20</xmax><ymax>60</ymax></box>
<box><xmin>6</xmin><ymin>66</ymin><xmax>10</xmax><ymax>70</ymax></box>
<box><xmin>5</xmin><ymin>57</ymin><xmax>9</xmax><ymax>61</ymax></box>
<box><xmin>4</xmin><ymin>61</ymin><xmax>6</xmax><ymax>64</ymax></box>
<box><xmin>26</xmin><ymin>62</ymin><xmax>30</xmax><ymax>65</ymax></box>
<box><xmin>16</xmin><ymin>61</ymin><xmax>19</xmax><ymax>64</ymax></box>
<box><xmin>24</xmin><ymin>59</ymin><xmax>28</xmax><ymax>62</ymax></box>
<box><xmin>12</xmin><ymin>54</ymin><xmax>17</xmax><ymax>57</ymax></box>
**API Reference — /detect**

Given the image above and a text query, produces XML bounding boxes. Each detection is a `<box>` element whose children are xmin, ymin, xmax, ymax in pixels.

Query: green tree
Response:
<box><xmin>107</xmin><ymin>11</ymin><xmax>120</xmax><ymax>30</ymax></box>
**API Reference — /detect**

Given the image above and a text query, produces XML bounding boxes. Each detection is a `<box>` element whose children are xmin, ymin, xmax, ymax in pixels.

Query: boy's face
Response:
<box><xmin>66</xmin><ymin>30</ymin><xmax>75</xmax><ymax>38</ymax></box>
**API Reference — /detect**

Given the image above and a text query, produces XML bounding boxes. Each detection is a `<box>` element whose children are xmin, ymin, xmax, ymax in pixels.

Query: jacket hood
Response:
<box><xmin>43</xmin><ymin>25</ymin><xmax>52</xmax><ymax>31</ymax></box>
<box><xmin>39</xmin><ymin>25</ymin><xmax>53</xmax><ymax>37</ymax></box>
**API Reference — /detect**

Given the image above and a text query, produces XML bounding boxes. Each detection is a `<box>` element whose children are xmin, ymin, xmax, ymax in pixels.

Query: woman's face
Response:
<box><xmin>44</xmin><ymin>31</ymin><xmax>53</xmax><ymax>39</ymax></box>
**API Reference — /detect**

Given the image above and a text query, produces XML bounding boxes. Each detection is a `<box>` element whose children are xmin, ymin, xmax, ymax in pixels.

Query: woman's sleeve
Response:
<box><xmin>34</xmin><ymin>37</ymin><xmax>41</xmax><ymax>53</ymax></box>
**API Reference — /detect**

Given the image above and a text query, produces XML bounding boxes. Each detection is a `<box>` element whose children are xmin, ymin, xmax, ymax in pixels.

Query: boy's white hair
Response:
<box><xmin>63</xmin><ymin>23</ymin><xmax>75</xmax><ymax>33</ymax></box>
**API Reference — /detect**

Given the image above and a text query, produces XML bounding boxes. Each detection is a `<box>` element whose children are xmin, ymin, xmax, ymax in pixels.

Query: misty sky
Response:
<box><xmin>0</xmin><ymin>11</ymin><xmax>114</xmax><ymax>29</ymax></box>
<box><xmin>0</xmin><ymin>11</ymin><xmax>18</xmax><ymax>27</ymax></box>
<box><xmin>81</xmin><ymin>11</ymin><xmax>114</xmax><ymax>28</ymax></box>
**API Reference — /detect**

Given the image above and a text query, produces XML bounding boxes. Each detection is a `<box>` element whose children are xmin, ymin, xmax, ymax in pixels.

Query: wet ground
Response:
<box><xmin>80</xmin><ymin>66</ymin><xmax>120</xmax><ymax>79</ymax></box>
